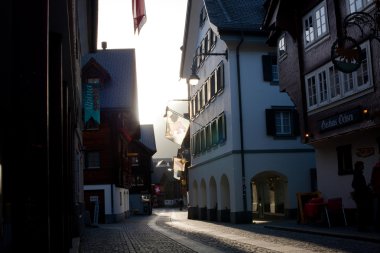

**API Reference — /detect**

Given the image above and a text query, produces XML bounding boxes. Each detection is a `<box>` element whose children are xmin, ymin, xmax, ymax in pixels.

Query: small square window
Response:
<box><xmin>85</xmin><ymin>151</ymin><xmax>100</xmax><ymax>169</ymax></box>
<box><xmin>266</xmin><ymin>108</ymin><xmax>299</xmax><ymax>138</ymax></box>
<box><xmin>278</xmin><ymin>36</ymin><xmax>286</xmax><ymax>58</ymax></box>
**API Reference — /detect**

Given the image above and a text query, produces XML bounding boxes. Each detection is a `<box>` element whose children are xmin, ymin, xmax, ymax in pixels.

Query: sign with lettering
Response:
<box><xmin>83</xmin><ymin>83</ymin><xmax>100</xmax><ymax>129</ymax></box>
<box><xmin>319</xmin><ymin>108</ymin><xmax>363</xmax><ymax>132</ymax></box>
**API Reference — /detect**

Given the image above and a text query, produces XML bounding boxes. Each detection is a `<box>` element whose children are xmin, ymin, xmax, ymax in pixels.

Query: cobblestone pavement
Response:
<box><xmin>79</xmin><ymin>214</ymin><xmax>195</xmax><ymax>253</ymax></box>
<box><xmin>80</xmin><ymin>208</ymin><xmax>380</xmax><ymax>253</ymax></box>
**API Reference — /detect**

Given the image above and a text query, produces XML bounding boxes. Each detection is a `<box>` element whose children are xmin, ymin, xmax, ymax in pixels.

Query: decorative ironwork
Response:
<box><xmin>331</xmin><ymin>0</ymin><xmax>380</xmax><ymax>73</ymax></box>
<box><xmin>331</xmin><ymin>36</ymin><xmax>362</xmax><ymax>73</ymax></box>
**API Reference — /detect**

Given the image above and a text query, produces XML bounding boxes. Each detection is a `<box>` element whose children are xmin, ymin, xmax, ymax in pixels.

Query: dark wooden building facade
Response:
<box><xmin>1</xmin><ymin>0</ymin><xmax>98</xmax><ymax>252</ymax></box>
<box><xmin>264</xmin><ymin>0</ymin><xmax>380</xmax><ymax>211</ymax></box>
<box><xmin>81</xmin><ymin>49</ymin><xmax>155</xmax><ymax>222</ymax></box>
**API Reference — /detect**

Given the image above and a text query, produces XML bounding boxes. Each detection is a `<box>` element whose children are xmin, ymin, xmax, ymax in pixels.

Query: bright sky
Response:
<box><xmin>98</xmin><ymin>0</ymin><xmax>188</xmax><ymax>158</ymax></box>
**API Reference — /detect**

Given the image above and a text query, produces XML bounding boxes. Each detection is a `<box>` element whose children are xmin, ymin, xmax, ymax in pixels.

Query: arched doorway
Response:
<box><xmin>220</xmin><ymin>174</ymin><xmax>230</xmax><ymax>222</ymax></box>
<box><xmin>251</xmin><ymin>171</ymin><xmax>287</xmax><ymax>219</ymax></box>
<box><xmin>209</xmin><ymin>177</ymin><xmax>217</xmax><ymax>220</ymax></box>
<box><xmin>200</xmin><ymin>179</ymin><xmax>207</xmax><ymax>219</ymax></box>
<box><xmin>189</xmin><ymin>180</ymin><xmax>199</xmax><ymax>219</ymax></box>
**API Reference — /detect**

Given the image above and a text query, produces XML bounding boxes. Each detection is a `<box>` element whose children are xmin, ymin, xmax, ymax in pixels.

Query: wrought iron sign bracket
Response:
<box><xmin>331</xmin><ymin>0</ymin><xmax>380</xmax><ymax>73</ymax></box>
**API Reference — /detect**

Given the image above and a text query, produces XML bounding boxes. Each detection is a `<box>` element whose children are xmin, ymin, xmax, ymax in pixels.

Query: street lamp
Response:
<box><xmin>188</xmin><ymin>50</ymin><xmax>228</xmax><ymax>86</ymax></box>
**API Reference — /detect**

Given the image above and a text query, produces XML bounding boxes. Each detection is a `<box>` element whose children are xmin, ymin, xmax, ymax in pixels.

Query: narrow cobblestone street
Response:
<box><xmin>79</xmin><ymin>208</ymin><xmax>380</xmax><ymax>253</ymax></box>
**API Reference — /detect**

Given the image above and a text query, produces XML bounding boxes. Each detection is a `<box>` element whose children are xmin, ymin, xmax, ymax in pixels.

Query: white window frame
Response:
<box><xmin>305</xmin><ymin>41</ymin><xmax>372</xmax><ymax>111</ymax></box>
<box><xmin>303</xmin><ymin>1</ymin><xmax>329</xmax><ymax>47</ymax></box>
<box><xmin>275</xmin><ymin>111</ymin><xmax>292</xmax><ymax>136</ymax></box>
<box><xmin>348</xmin><ymin>0</ymin><xmax>375</xmax><ymax>13</ymax></box>
<box><xmin>278</xmin><ymin>34</ymin><xmax>287</xmax><ymax>60</ymax></box>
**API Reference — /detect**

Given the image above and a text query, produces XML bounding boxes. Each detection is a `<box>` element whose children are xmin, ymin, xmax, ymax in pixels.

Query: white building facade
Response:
<box><xmin>180</xmin><ymin>0</ymin><xmax>316</xmax><ymax>223</ymax></box>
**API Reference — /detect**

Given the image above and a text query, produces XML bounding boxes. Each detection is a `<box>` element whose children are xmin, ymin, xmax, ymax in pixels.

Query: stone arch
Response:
<box><xmin>209</xmin><ymin>177</ymin><xmax>217</xmax><ymax>209</ymax></box>
<box><xmin>191</xmin><ymin>180</ymin><xmax>199</xmax><ymax>207</ymax></box>
<box><xmin>208</xmin><ymin>177</ymin><xmax>218</xmax><ymax>221</ymax></box>
<box><xmin>200</xmin><ymin>179</ymin><xmax>207</xmax><ymax>208</ymax></box>
<box><xmin>251</xmin><ymin>171</ymin><xmax>288</xmax><ymax>218</ymax></box>
<box><xmin>199</xmin><ymin>179</ymin><xmax>207</xmax><ymax>220</ymax></box>
<box><xmin>220</xmin><ymin>174</ymin><xmax>230</xmax><ymax>222</ymax></box>
<box><xmin>188</xmin><ymin>180</ymin><xmax>199</xmax><ymax>220</ymax></box>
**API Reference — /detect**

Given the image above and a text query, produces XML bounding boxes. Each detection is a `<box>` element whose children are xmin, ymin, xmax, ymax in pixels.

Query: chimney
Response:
<box><xmin>101</xmin><ymin>41</ymin><xmax>107</xmax><ymax>50</ymax></box>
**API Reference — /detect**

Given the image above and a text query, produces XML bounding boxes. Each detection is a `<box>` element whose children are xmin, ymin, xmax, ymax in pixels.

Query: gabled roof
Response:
<box><xmin>82</xmin><ymin>57</ymin><xmax>111</xmax><ymax>84</ymax></box>
<box><xmin>180</xmin><ymin>0</ymin><xmax>267</xmax><ymax>78</ymax></box>
<box><xmin>81</xmin><ymin>49</ymin><xmax>138</xmax><ymax>109</ymax></box>
<box><xmin>119</xmin><ymin>124</ymin><xmax>156</xmax><ymax>156</ymax></box>
<box><xmin>262</xmin><ymin>0</ymin><xmax>301</xmax><ymax>45</ymax></box>
<box><xmin>205</xmin><ymin>0</ymin><xmax>266</xmax><ymax>33</ymax></box>
<box><xmin>139</xmin><ymin>124</ymin><xmax>157</xmax><ymax>154</ymax></box>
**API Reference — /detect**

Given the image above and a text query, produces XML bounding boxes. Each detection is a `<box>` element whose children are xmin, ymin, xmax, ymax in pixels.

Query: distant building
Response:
<box><xmin>180</xmin><ymin>0</ymin><xmax>316</xmax><ymax>223</ymax></box>
<box><xmin>128</xmin><ymin>124</ymin><xmax>156</xmax><ymax>215</ymax></box>
<box><xmin>81</xmin><ymin>49</ymin><xmax>149</xmax><ymax>223</ymax></box>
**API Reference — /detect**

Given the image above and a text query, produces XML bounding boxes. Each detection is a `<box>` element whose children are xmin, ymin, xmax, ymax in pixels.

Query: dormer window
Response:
<box><xmin>303</xmin><ymin>1</ymin><xmax>329</xmax><ymax>47</ymax></box>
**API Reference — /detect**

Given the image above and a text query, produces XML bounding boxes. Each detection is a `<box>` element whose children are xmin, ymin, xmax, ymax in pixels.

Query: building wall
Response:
<box><xmin>84</xmin><ymin>184</ymin><xmax>129</xmax><ymax>223</ymax></box>
<box><xmin>314</xmin><ymin>128</ymin><xmax>379</xmax><ymax>209</ymax></box>
<box><xmin>186</xmin><ymin>0</ymin><xmax>316</xmax><ymax>223</ymax></box>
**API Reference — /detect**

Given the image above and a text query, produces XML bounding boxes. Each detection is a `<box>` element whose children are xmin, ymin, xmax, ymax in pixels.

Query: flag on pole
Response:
<box><xmin>132</xmin><ymin>0</ymin><xmax>147</xmax><ymax>34</ymax></box>
<box><xmin>173</xmin><ymin>157</ymin><xmax>185</xmax><ymax>180</ymax></box>
<box><xmin>165</xmin><ymin>110</ymin><xmax>190</xmax><ymax>145</ymax></box>
<box><xmin>173</xmin><ymin>157</ymin><xmax>186</xmax><ymax>172</ymax></box>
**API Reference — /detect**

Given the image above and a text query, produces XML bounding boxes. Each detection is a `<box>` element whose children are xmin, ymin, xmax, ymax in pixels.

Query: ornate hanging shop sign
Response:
<box><xmin>331</xmin><ymin>1</ymin><xmax>380</xmax><ymax>73</ymax></box>
<box><xmin>331</xmin><ymin>36</ymin><xmax>362</xmax><ymax>73</ymax></box>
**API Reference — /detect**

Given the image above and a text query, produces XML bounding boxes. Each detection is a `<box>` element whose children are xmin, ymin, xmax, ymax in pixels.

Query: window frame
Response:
<box><xmin>304</xmin><ymin>41</ymin><xmax>372</xmax><ymax>112</ymax></box>
<box><xmin>85</xmin><ymin>151</ymin><xmax>101</xmax><ymax>169</ymax></box>
<box><xmin>275</xmin><ymin>111</ymin><xmax>292</xmax><ymax>136</ymax></box>
<box><xmin>303</xmin><ymin>1</ymin><xmax>329</xmax><ymax>48</ymax></box>
<box><xmin>348</xmin><ymin>0</ymin><xmax>375</xmax><ymax>13</ymax></box>
<box><xmin>262</xmin><ymin>54</ymin><xmax>279</xmax><ymax>85</ymax></box>
<box><xmin>191</xmin><ymin>112</ymin><xmax>226</xmax><ymax>156</ymax></box>
<box><xmin>266</xmin><ymin>108</ymin><xmax>299</xmax><ymax>138</ymax></box>
<box><xmin>278</xmin><ymin>34</ymin><xmax>287</xmax><ymax>61</ymax></box>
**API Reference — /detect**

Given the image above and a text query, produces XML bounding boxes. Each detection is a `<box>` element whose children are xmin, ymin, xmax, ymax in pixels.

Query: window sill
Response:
<box><xmin>304</xmin><ymin>34</ymin><xmax>331</xmax><ymax>53</ymax></box>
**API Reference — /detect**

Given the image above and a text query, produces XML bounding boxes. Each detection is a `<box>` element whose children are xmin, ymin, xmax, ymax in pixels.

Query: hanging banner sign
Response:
<box><xmin>83</xmin><ymin>83</ymin><xmax>100</xmax><ymax>129</ymax></box>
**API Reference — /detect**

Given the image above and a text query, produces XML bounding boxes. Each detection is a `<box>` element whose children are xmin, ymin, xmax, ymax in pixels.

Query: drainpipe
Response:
<box><xmin>236</xmin><ymin>33</ymin><xmax>247</xmax><ymax>221</ymax></box>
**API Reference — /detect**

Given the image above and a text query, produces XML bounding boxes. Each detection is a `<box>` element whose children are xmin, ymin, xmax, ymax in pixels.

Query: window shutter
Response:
<box><xmin>262</xmin><ymin>55</ymin><xmax>272</xmax><ymax>82</ymax></box>
<box><xmin>265</xmin><ymin>109</ymin><xmax>275</xmax><ymax>136</ymax></box>
<box><xmin>292</xmin><ymin>109</ymin><xmax>300</xmax><ymax>136</ymax></box>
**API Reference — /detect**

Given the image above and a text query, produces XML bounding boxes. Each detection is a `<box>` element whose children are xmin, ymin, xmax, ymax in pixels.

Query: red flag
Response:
<box><xmin>132</xmin><ymin>0</ymin><xmax>147</xmax><ymax>34</ymax></box>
